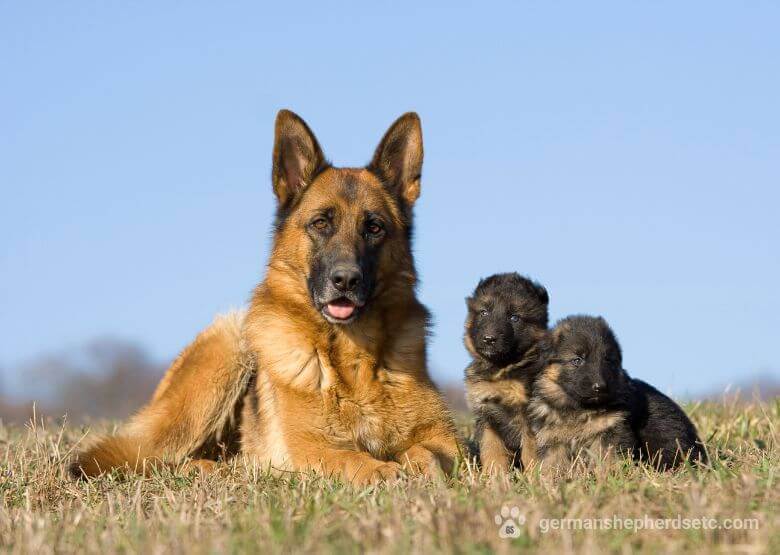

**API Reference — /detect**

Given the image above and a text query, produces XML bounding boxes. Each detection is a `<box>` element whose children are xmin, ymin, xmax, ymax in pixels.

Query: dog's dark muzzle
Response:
<box><xmin>310</xmin><ymin>259</ymin><xmax>373</xmax><ymax>324</ymax></box>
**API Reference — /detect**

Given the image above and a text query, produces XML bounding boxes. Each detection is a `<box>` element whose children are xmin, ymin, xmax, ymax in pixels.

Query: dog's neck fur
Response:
<box><xmin>245</xmin><ymin>263</ymin><xmax>427</xmax><ymax>392</ymax></box>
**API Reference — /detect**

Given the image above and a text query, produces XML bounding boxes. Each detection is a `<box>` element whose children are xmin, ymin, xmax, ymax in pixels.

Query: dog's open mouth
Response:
<box><xmin>324</xmin><ymin>298</ymin><xmax>357</xmax><ymax>322</ymax></box>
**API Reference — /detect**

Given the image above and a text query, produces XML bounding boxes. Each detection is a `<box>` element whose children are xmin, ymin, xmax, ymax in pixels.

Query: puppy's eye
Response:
<box><xmin>311</xmin><ymin>217</ymin><xmax>329</xmax><ymax>231</ymax></box>
<box><xmin>365</xmin><ymin>221</ymin><xmax>383</xmax><ymax>236</ymax></box>
<box><xmin>509</xmin><ymin>314</ymin><xmax>521</xmax><ymax>323</ymax></box>
<box><xmin>479</xmin><ymin>309</ymin><xmax>489</xmax><ymax>317</ymax></box>
<box><xmin>571</xmin><ymin>357</ymin><xmax>584</xmax><ymax>367</ymax></box>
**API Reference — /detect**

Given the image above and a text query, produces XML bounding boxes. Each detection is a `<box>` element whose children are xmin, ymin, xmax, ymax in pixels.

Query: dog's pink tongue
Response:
<box><xmin>328</xmin><ymin>301</ymin><xmax>355</xmax><ymax>319</ymax></box>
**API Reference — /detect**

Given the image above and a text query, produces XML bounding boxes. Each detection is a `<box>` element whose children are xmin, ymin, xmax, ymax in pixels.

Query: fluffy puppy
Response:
<box><xmin>527</xmin><ymin>316</ymin><xmax>635</xmax><ymax>471</ymax></box>
<box><xmin>528</xmin><ymin>316</ymin><xmax>706</xmax><ymax>472</ymax></box>
<box><xmin>463</xmin><ymin>273</ymin><xmax>549</xmax><ymax>472</ymax></box>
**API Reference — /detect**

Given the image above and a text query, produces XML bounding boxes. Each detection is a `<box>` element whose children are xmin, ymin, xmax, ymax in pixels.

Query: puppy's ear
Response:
<box><xmin>536</xmin><ymin>330</ymin><xmax>556</xmax><ymax>361</ymax></box>
<box><xmin>536</xmin><ymin>329</ymin><xmax>551</xmax><ymax>347</ymax></box>
<box><xmin>533</xmin><ymin>283</ymin><xmax>549</xmax><ymax>306</ymax></box>
<box><xmin>272</xmin><ymin>110</ymin><xmax>328</xmax><ymax>205</ymax></box>
<box><xmin>368</xmin><ymin>112</ymin><xmax>423</xmax><ymax>207</ymax></box>
<box><xmin>550</xmin><ymin>322</ymin><xmax>570</xmax><ymax>347</ymax></box>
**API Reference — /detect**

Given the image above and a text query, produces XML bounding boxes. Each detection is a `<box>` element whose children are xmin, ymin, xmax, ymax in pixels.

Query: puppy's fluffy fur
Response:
<box><xmin>463</xmin><ymin>273</ymin><xmax>549</xmax><ymax>472</ymax></box>
<box><xmin>528</xmin><ymin>316</ymin><xmax>707</xmax><ymax>471</ymax></box>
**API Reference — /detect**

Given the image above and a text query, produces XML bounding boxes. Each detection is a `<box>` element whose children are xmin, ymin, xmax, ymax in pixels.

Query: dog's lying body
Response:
<box><xmin>70</xmin><ymin>111</ymin><xmax>461</xmax><ymax>484</ymax></box>
<box><xmin>463</xmin><ymin>273</ymin><xmax>549</xmax><ymax>472</ymax></box>
<box><xmin>626</xmin><ymin>378</ymin><xmax>708</xmax><ymax>469</ymax></box>
<box><xmin>528</xmin><ymin>316</ymin><xmax>706</xmax><ymax>471</ymax></box>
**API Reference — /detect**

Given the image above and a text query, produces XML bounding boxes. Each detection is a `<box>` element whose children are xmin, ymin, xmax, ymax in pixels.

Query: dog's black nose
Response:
<box><xmin>330</xmin><ymin>266</ymin><xmax>362</xmax><ymax>293</ymax></box>
<box><xmin>592</xmin><ymin>381</ymin><xmax>606</xmax><ymax>393</ymax></box>
<box><xmin>482</xmin><ymin>335</ymin><xmax>497</xmax><ymax>345</ymax></box>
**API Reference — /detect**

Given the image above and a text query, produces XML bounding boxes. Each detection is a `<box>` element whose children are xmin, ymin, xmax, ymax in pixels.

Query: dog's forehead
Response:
<box><xmin>478</xmin><ymin>289</ymin><xmax>539</xmax><ymax>312</ymax></box>
<box><xmin>559</xmin><ymin>330</ymin><xmax>593</xmax><ymax>354</ymax></box>
<box><xmin>472</xmin><ymin>292</ymin><xmax>504</xmax><ymax>311</ymax></box>
<box><xmin>301</xmin><ymin>168</ymin><xmax>395</xmax><ymax>215</ymax></box>
<box><xmin>559</xmin><ymin>329</ymin><xmax>618</xmax><ymax>360</ymax></box>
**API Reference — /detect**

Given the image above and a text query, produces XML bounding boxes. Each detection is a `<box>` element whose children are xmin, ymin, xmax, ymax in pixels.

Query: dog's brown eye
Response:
<box><xmin>509</xmin><ymin>314</ymin><xmax>520</xmax><ymax>323</ymax></box>
<box><xmin>366</xmin><ymin>222</ymin><xmax>383</xmax><ymax>236</ymax></box>
<box><xmin>571</xmin><ymin>357</ymin><xmax>584</xmax><ymax>367</ymax></box>
<box><xmin>479</xmin><ymin>309</ymin><xmax>489</xmax><ymax>317</ymax></box>
<box><xmin>311</xmin><ymin>218</ymin><xmax>328</xmax><ymax>231</ymax></box>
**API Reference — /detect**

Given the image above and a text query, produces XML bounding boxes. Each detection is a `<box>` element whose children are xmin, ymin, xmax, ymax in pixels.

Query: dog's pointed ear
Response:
<box><xmin>368</xmin><ymin>112</ymin><xmax>424</xmax><ymax>207</ymax></box>
<box><xmin>272</xmin><ymin>110</ymin><xmax>327</xmax><ymax>205</ymax></box>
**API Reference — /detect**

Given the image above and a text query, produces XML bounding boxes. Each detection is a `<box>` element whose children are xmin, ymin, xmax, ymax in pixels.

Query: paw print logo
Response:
<box><xmin>494</xmin><ymin>505</ymin><xmax>525</xmax><ymax>538</ymax></box>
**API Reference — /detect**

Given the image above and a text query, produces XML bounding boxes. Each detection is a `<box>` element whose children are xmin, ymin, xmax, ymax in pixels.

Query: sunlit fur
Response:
<box><xmin>70</xmin><ymin>111</ymin><xmax>461</xmax><ymax>485</ymax></box>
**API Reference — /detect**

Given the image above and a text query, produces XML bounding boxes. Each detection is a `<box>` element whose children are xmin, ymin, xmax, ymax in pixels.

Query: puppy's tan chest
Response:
<box><xmin>533</xmin><ymin>405</ymin><xmax>625</xmax><ymax>450</ymax></box>
<box><xmin>466</xmin><ymin>379</ymin><xmax>529</xmax><ymax>411</ymax></box>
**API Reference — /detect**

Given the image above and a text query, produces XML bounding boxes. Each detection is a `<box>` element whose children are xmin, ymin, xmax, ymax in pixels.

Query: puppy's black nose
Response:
<box><xmin>592</xmin><ymin>381</ymin><xmax>606</xmax><ymax>393</ymax></box>
<box><xmin>330</xmin><ymin>266</ymin><xmax>362</xmax><ymax>293</ymax></box>
<box><xmin>482</xmin><ymin>335</ymin><xmax>497</xmax><ymax>345</ymax></box>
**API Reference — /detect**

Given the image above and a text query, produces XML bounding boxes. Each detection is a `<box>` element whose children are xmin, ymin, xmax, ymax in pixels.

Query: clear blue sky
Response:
<box><xmin>2</xmin><ymin>2</ymin><xmax>778</xmax><ymax>397</ymax></box>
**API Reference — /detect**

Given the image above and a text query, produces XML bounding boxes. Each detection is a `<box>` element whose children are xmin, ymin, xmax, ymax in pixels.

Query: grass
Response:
<box><xmin>1</xmin><ymin>396</ymin><xmax>778</xmax><ymax>554</ymax></box>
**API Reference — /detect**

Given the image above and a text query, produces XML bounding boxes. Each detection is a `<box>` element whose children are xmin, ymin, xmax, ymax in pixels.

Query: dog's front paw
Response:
<box><xmin>398</xmin><ymin>445</ymin><xmax>443</xmax><ymax>479</ymax></box>
<box><xmin>182</xmin><ymin>459</ymin><xmax>218</xmax><ymax>475</ymax></box>
<box><xmin>353</xmin><ymin>460</ymin><xmax>403</xmax><ymax>485</ymax></box>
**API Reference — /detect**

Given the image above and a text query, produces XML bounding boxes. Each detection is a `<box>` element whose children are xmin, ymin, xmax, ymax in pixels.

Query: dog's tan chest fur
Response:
<box><xmin>240</xmin><ymin>292</ymin><xmax>455</xmax><ymax>471</ymax></box>
<box><xmin>466</xmin><ymin>379</ymin><xmax>529</xmax><ymax>411</ymax></box>
<box><xmin>530</xmin><ymin>399</ymin><xmax>627</xmax><ymax>461</ymax></box>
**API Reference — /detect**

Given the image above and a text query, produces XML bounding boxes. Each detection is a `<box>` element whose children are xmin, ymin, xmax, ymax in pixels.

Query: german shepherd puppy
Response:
<box><xmin>463</xmin><ymin>273</ymin><xmax>549</xmax><ymax>472</ymax></box>
<box><xmin>70</xmin><ymin>110</ymin><xmax>461</xmax><ymax>484</ymax></box>
<box><xmin>528</xmin><ymin>316</ymin><xmax>636</xmax><ymax>471</ymax></box>
<box><xmin>528</xmin><ymin>316</ymin><xmax>706</xmax><ymax>471</ymax></box>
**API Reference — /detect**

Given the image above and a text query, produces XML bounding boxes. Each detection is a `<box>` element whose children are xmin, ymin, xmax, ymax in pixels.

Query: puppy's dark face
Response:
<box><xmin>465</xmin><ymin>273</ymin><xmax>549</xmax><ymax>366</ymax></box>
<box><xmin>539</xmin><ymin>316</ymin><xmax>625</xmax><ymax>408</ymax></box>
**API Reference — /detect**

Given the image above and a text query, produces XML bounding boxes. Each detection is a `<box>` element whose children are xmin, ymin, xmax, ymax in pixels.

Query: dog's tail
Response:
<box><xmin>69</xmin><ymin>436</ymin><xmax>162</xmax><ymax>478</ymax></box>
<box><xmin>69</xmin><ymin>310</ymin><xmax>254</xmax><ymax>479</ymax></box>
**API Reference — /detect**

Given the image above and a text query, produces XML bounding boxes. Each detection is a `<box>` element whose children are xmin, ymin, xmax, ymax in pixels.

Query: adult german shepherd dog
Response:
<box><xmin>70</xmin><ymin>110</ymin><xmax>461</xmax><ymax>485</ymax></box>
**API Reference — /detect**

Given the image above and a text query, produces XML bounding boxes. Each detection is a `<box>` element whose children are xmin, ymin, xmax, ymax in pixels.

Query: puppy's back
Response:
<box><xmin>628</xmin><ymin>378</ymin><xmax>707</xmax><ymax>469</ymax></box>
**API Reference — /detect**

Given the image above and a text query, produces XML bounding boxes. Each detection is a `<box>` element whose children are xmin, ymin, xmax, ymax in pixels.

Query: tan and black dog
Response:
<box><xmin>70</xmin><ymin>110</ymin><xmax>462</xmax><ymax>485</ymax></box>
<box><xmin>527</xmin><ymin>316</ymin><xmax>636</xmax><ymax>471</ymax></box>
<box><xmin>528</xmin><ymin>316</ymin><xmax>706</xmax><ymax>472</ymax></box>
<box><xmin>463</xmin><ymin>273</ymin><xmax>549</xmax><ymax>473</ymax></box>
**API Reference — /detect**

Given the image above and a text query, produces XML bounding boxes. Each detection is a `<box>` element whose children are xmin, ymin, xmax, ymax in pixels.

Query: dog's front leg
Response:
<box><xmin>478</xmin><ymin>423</ymin><xmax>512</xmax><ymax>474</ymax></box>
<box><xmin>396</xmin><ymin>423</ymin><xmax>462</xmax><ymax>478</ymax></box>
<box><xmin>291</xmin><ymin>437</ymin><xmax>402</xmax><ymax>485</ymax></box>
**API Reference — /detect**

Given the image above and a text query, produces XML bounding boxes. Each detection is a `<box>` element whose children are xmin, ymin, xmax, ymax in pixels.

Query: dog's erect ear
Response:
<box><xmin>368</xmin><ymin>112</ymin><xmax>424</xmax><ymax>207</ymax></box>
<box><xmin>272</xmin><ymin>110</ymin><xmax>327</xmax><ymax>205</ymax></box>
